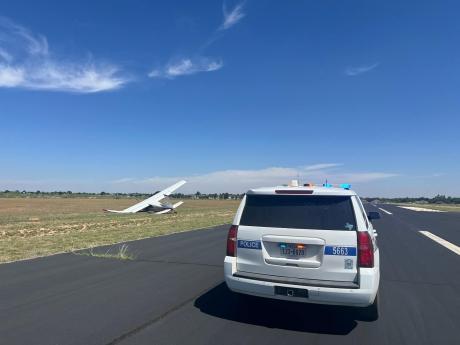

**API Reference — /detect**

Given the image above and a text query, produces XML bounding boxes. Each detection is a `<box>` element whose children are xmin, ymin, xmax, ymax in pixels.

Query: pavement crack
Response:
<box><xmin>104</xmin><ymin>282</ymin><xmax>220</xmax><ymax>345</ymax></box>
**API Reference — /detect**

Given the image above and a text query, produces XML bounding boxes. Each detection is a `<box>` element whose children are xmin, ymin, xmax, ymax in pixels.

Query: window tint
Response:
<box><xmin>240</xmin><ymin>194</ymin><xmax>356</xmax><ymax>231</ymax></box>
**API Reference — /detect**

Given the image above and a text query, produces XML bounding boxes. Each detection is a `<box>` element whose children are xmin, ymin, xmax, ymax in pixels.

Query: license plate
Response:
<box><xmin>275</xmin><ymin>286</ymin><xmax>309</xmax><ymax>298</ymax></box>
<box><xmin>279</xmin><ymin>243</ymin><xmax>305</xmax><ymax>256</ymax></box>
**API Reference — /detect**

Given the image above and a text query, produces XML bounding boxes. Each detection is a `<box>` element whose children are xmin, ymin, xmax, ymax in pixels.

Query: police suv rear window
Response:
<box><xmin>240</xmin><ymin>194</ymin><xmax>356</xmax><ymax>231</ymax></box>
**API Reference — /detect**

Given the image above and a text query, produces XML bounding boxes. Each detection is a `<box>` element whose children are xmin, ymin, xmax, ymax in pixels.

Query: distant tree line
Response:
<box><xmin>0</xmin><ymin>190</ymin><xmax>244</xmax><ymax>200</ymax></box>
<box><xmin>0</xmin><ymin>190</ymin><xmax>458</xmax><ymax>203</ymax></box>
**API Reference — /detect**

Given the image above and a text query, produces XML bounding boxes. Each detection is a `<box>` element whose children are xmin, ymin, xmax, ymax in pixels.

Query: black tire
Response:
<box><xmin>360</xmin><ymin>294</ymin><xmax>379</xmax><ymax>321</ymax></box>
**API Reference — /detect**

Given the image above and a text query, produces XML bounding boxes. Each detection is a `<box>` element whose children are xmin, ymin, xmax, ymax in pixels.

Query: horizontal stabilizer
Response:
<box><xmin>155</xmin><ymin>209</ymin><xmax>172</xmax><ymax>214</ymax></box>
<box><xmin>103</xmin><ymin>209</ymin><xmax>129</xmax><ymax>214</ymax></box>
<box><xmin>172</xmin><ymin>201</ymin><xmax>184</xmax><ymax>209</ymax></box>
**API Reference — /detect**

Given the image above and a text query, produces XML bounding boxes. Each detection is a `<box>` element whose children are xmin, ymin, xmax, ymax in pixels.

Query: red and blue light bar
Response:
<box><xmin>322</xmin><ymin>183</ymin><xmax>352</xmax><ymax>189</ymax></box>
<box><xmin>277</xmin><ymin>181</ymin><xmax>352</xmax><ymax>193</ymax></box>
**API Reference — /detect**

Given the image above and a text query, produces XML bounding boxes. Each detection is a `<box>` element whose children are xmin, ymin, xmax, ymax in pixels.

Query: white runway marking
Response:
<box><xmin>419</xmin><ymin>231</ymin><xmax>460</xmax><ymax>255</ymax></box>
<box><xmin>378</xmin><ymin>207</ymin><xmax>392</xmax><ymax>215</ymax></box>
<box><xmin>398</xmin><ymin>206</ymin><xmax>446</xmax><ymax>213</ymax></box>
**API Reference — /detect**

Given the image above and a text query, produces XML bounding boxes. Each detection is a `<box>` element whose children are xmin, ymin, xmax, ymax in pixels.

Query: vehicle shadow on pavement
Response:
<box><xmin>194</xmin><ymin>283</ymin><xmax>363</xmax><ymax>335</ymax></box>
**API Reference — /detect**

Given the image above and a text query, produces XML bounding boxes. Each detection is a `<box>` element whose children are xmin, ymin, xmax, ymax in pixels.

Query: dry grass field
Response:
<box><xmin>0</xmin><ymin>197</ymin><xmax>239</xmax><ymax>263</ymax></box>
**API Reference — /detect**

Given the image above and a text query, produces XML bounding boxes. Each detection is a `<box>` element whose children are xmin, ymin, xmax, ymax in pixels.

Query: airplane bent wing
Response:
<box><xmin>105</xmin><ymin>180</ymin><xmax>186</xmax><ymax>214</ymax></box>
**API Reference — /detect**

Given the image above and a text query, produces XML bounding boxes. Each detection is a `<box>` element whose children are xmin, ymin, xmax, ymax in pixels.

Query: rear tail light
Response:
<box><xmin>226</xmin><ymin>225</ymin><xmax>238</xmax><ymax>257</ymax></box>
<box><xmin>357</xmin><ymin>231</ymin><xmax>374</xmax><ymax>267</ymax></box>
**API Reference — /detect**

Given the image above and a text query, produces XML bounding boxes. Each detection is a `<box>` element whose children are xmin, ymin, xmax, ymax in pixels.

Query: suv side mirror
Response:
<box><xmin>367</xmin><ymin>211</ymin><xmax>381</xmax><ymax>220</ymax></box>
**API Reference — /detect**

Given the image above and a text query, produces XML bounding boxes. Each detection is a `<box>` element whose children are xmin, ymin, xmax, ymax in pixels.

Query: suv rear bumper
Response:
<box><xmin>224</xmin><ymin>256</ymin><xmax>379</xmax><ymax>307</ymax></box>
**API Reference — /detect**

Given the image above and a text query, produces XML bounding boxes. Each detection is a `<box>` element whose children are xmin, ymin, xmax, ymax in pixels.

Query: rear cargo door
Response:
<box><xmin>236</xmin><ymin>194</ymin><xmax>359</xmax><ymax>283</ymax></box>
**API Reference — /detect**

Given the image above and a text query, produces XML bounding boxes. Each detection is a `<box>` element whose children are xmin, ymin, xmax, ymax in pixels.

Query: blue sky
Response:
<box><xmin>0</xmin><ymin>0</ymin><xmax>459</xmax><ymax>197</ymax></box>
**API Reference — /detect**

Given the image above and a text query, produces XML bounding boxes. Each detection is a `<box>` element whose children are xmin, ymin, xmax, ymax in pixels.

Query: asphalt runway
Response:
<box><xmin>0</xmin><ymin>205</ymin><xmax>459</xmax><ymax>345</ymax></box>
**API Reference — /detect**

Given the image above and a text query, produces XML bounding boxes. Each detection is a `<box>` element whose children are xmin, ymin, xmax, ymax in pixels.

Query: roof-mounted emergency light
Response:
<box><xmin>340</xmin><ymin>183</ymin><xmax>351</xmax><ymax>190</ymax></box>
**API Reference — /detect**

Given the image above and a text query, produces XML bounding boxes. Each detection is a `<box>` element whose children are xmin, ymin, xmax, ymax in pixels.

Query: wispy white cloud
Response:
<box><xmin>0</xmin><ymin>65</ymin><xmax>24</xmax><ymax>86</ymax></box>
<box><xmin>108</xmin><ymin>164</ymin><xmax>398</xmax><ymax>194</ymax></box>
<box><xmin>0</xmin><ymin>17</ymin><xmax>128</xmax><ymax>92</ymax></box>
<box><xmin>148</xmin><ymin>57</ymin><xmax>223</xmax><ymax>79</ymax></box>
<box><xmin>147</xmin><ymin>2</ymin><xmax>245</xmax><ymax>79</ymax></box>
<box><xmin>111</xmin><ymin>177</ymin><xmax>136</xmax><ymax>184</ymax></box>
<box><xmin>0</xmin><ymin>164</ymin><xmax>401</xmax><ymax>194</ymax></box>
<box><xmin>11</xmin><ymin>167</ymin><xmax>460</xmax><ymax>197</ymax></box>
<box><xmin>302</xmin><ymin>163</ymin><xmax>342</xmax><ymax>171</ymax></box>
<box><xmin>337</xmin><ymin>172</ymin><xmax>399</xmax><ymax>183</ymax></box>
<box><xmin>345</xmin><ymin>63</ymin><xmax>379</xmax><ymax>76</ymax></box>
<box><xmin>0</xmin><ymin>48</ymin><xmax>13</xmax><ymax>62</ymax></box>
<box><xmin>220</xmin><ymin>2</ymin><xmax>246</xmax><ymax>30</ymax></box>
<box><xmin>200</xmin><ymin>1</ymin><xmax>247</xmax><ymax>49</ymax></box>
<box><xmin>7</xmin><ymin>19</ymin><xmax>49</xmax><ymax>56</ymax></box>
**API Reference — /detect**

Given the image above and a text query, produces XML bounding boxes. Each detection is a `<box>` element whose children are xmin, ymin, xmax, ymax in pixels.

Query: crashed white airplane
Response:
<box><xmin>104</xmin><ymin>180</ymin><xmax>186</xmax><ymax>214</ymax></box>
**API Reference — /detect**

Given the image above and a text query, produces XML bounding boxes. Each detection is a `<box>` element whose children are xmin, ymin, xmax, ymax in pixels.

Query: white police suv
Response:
<box><xmin>224</xmin><ymin>181</ymin><xmax>381</xmax><ymax>319</ymax></box>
